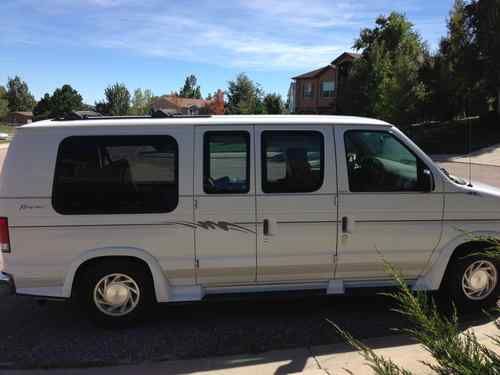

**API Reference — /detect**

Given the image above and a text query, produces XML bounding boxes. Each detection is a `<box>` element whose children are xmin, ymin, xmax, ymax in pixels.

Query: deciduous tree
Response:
<box><xmin>130</xmin><ymin>88</ymin><xmax>155</xmax><ymax>115</ymax></box>
<box><xmin>467</xmin><ymin>0</ymin><xmax>500</xmax><ymax>115</ymax></box>
<box><xmin>338</xmin><ymin>13</ymin><xmax>429</xmax><ymax>126</ymax></box>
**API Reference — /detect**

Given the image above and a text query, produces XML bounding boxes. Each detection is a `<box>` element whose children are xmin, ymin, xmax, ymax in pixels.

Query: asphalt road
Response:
<box><xmin>0</xmin><ymin>293</ymin><xmax>493</xmax><ymax>370</ymax></box>
<box><xmin>0</xmin><ymin>146</ymin><xmax>497</xmax><ymax>370</ymax></box>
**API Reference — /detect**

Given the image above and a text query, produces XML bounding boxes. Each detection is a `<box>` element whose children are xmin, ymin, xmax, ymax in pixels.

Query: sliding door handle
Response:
<box><xmin>342</xmin><ymin>217</ymin><xmax>348</xmax><ymax>233</ymax></box>
<box><xmin>263</xmin><ymin>219</ymin><xmax>270</xmax><ymax>236</ymax></box>
<box><xmin>263</xmin><ymin>219</ymin><xmax>277</xmax><ymax>236</ymax></box>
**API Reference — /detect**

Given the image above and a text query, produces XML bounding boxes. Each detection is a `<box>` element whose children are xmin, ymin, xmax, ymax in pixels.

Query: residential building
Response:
<box><xmin>290</xmin><ymin>52</ymin><xmax>360</xmax><ymax>114</ymax></box>
<box><xmin>152</xmin><ymin>90</ymin><xmax>225</xmax><ymax>115</ymax></box>
<box><xmin>6</xmin><ymin>111</ymin><xmax>33</xmax><ymax>125</ymax></box>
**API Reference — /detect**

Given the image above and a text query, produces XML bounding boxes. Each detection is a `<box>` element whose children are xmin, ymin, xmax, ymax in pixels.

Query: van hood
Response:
<box><xmin>469</xmin><ymin>182</ymin><xmax>500</xmax><ymax>197</ymax></box>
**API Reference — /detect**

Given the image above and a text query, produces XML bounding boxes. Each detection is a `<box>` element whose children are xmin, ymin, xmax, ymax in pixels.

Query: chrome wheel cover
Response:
<box><xmin>462</xmin><ymin>260</ymin><xmax>498</xmax><ymax>301</ymax></box>
<box><xmin>93</xmin><ymin>273</ymin><xmax>140</xmax><ymax>317</ymax></box>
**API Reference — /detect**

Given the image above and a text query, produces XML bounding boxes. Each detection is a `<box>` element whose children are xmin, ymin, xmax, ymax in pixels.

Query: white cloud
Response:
<box><xmin>84</xmin><ymin>11</ymin><xmax>348</xmax><ymax>70</ymax></box>
<box><xmin>240</xmin><ymin>0</ymin><xmax>360</xmax><ymax>28</ymax></box>
<box><xmin>0</xmin><ymin>0</ymin><xmax>448</xmax><ymax>70</ymax></box>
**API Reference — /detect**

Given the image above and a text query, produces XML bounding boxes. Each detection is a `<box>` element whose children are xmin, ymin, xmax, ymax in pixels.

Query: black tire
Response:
<box><xmin>75</xmin><ymin>259</ymin><xmax>155</xmax><ymax>327</ymax></box>
<box><xmin>443</xmin><ymin>254</ymin><xmax>499</xmax><ymax>312</ymax></box>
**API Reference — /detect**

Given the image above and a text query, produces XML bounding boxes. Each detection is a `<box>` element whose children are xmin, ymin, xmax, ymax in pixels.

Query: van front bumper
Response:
<box><xmin>0</xmin><ymin>272</ymin><xmax>14</xmax><ymax>296</ymax></box>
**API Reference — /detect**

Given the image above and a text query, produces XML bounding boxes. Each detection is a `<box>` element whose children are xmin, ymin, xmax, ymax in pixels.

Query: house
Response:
<box><xmin>6</xmin><ymin>111</ymin><xmax>33</xmax><ymax>125</ymax></box>
<box><xmin>290</xmin><ymin>52</ymin><xmax>360</xmax><ymax>114</ymax></box>
<box><xmin>152</xmin><ymin>90</ymin><xmax>225</xmax><ymax>115</ymax></box>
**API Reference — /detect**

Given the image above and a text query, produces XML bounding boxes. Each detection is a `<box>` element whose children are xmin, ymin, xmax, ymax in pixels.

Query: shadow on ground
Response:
<box><xmin>0</xmin><ymin>293</ymin><xmax>494</xmax><ymax>371</ymax></box>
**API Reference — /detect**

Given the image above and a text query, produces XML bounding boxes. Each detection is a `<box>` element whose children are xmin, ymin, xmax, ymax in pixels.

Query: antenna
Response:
<box><xmin>467</xmin><ymin>117</ymin><xmax>473</xmax><ymax>187</ymax></box>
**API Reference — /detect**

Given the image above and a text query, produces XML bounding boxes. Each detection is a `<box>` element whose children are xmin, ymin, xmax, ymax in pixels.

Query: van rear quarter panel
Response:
<box><xmin>0</xmin><ymin>125</ymin><xmax>196</xmax><ymax>296</ymax></box>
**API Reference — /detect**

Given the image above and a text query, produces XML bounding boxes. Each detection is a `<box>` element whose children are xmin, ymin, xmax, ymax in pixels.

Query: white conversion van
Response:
<box><xmin>0</xmin><ymin>114</ymin><xmax>498</xmax><ymax>324</ymax></box>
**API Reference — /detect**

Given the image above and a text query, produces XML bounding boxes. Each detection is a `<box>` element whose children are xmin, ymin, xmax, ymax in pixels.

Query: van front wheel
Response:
<box><xmin>76</xmin><ymin>259</ymin><xmax>154</xmax><ymax>325</ymax></box>
<box><xmin>445</xmin><ymin>255</ymin><xmax>499</xmax><ymax>311</ymax></box>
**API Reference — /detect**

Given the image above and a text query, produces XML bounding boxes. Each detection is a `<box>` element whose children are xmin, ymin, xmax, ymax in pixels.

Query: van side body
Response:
<box><xmin>0</xmin><ymin>115</ymin><xmax>498</xmax><ymax>315</ymax></box>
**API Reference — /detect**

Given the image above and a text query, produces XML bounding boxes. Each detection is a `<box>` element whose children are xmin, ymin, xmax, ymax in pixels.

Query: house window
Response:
<box><xmin>53</xmin><ymin>135</ymin><xmax>178</xmax><ymax>214</ymax></box>
<box><xmin>321</xmin><ymin>81</ymin><xmax>335</xmax><ymax>97</ymax></box>
<box><xmin>303</xmin><ymin>82</ymin><xmax>313</xmax><ymax>98</ymax></box>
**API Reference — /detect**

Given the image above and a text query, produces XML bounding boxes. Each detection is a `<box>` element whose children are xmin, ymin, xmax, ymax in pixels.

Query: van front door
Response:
<box><xmin>255</xmin><ymin>126</ymin><xmax>337</xmax><ymax>282</ymax></box>
<box><xmin>334</xmin><ymin>127</ymin><xmax>443</xmax><ymax>281</ymax></box>
<box><xmin>194</xmin><ymin>127</ymin><xmax>257</xmax><ymax>285</ymax></box>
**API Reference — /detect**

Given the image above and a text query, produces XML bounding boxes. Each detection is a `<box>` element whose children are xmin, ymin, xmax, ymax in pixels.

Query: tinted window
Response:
<box><xmin>53</xmin><ymin>135</ymin><xmax>178</xmax><ymax>214</ymax></box>
<box><xmin>344</xmin><ymin>131</ymin><xmax>428</xmax><ymax>192</ymax></box>
<box><xmin>262</xmin><ymin>131</ymin><xmax>324</xmax><ymax>193</ymax></box>
<box><xmin>204</xmin><ymin>132</ymin><xmax>250</xmax><ymax>194</ymax></box>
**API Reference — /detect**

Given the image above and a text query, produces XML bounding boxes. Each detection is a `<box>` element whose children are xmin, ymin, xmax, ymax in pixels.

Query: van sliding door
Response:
<box><xmin>255</xmin><ymin>125</ymin><xmax>337</xmax><ymax>282</ymax></box>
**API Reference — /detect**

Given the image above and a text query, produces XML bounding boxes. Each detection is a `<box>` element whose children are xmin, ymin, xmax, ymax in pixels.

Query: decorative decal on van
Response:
<box><xmin>175</xmin><ymin>221</ymin><xmax>256</xmax><ymax>234</ymax></box>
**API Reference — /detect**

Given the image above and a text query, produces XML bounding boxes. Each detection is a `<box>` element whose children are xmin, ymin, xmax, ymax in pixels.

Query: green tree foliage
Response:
<box><xmin>103</xmin><ymin>83</ymin><xmax>130</xmax><ymax>116</ymax></box>
<box><xmin>6</xmin><ymin>76</ymin><xmax>36</xmax><ymax>112</ymax></box>
<box><xmin>179</xmin><ymin>74</ymin><xmax>202</xmax><ymax>99</ymax></box>
<box><xmin>423</xmin><ymin>0</ymin><xmax>500</xmax><ymax>120</ymax></box>
<box><xmin>129</xmin><ymin>88</ymin><xmax>155</xmax><ymax>115</ymax></box>
<box><xmin>263</xmin><ymin>93</ymin><xmax>285</xmax><ymax>114</ymax></box>
<box><xmin>434</xmin><ymin>0</ymin><xmax>484</xmax><ymax>119</ymax></box>
<box><xmin>0</xmin><ymin>86</ymin><xmax>8</xmax><ymax>120</ymax></box>
<box><xmin>33</xmin><ymin>93</ymin><xmax>52</xmax><ymax>120</ymax></box>
<box><xmin>33</xmin><ymin>85</ymin><xmax>84</xmax><ymax>120</ymax></box>
<box><xmin>338</xmin><ymin>13</ymin><xmax>429</xmax><ymax>126</ymax></box>
<box><xmin>467</xmin><ymin>0</ymin><xmax>500</xmax><ymax>114</ymax></box>
<box><xmin>226</xmin><ymin>73</ymin><xmax>265</xmax><ymax>114</ymax></box>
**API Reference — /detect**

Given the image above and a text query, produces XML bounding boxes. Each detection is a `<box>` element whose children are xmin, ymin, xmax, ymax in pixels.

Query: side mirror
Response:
<box><xmin>422</xmin><ymin>169</ymin><xmax>434</xmax><ymax>192</ymax></box>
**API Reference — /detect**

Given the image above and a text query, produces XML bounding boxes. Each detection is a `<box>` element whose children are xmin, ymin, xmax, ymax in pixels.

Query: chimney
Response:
<box><xmin>213</xmin><ymin>90</ymin><xmax>224</xmax><ymax>115</ymax></box>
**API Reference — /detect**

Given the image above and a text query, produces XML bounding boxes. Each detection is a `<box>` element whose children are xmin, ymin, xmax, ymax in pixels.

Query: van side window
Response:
<box><xmin>344</xmin><ymin>130</ymin><xmax>427</xmax><ymax>192</ymax></box>
<box><xmin>262</xmin><ymin>131</ymin><xmax>324</xmax><ymax>193</ymax></box>
<box><xmin>204</xmin><ymin>132</ymin><xmax>250</xmax><ymax>194</ymax></box>
<box><xmin>53</xmin><ymin>135</ymin><xmax>178</xmax><ymax>214</ymax></box>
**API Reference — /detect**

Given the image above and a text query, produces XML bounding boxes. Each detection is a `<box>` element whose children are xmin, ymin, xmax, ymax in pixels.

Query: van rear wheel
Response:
<box><xmin>76</xmin><ymin>259</ymin><xmax>154</xmax><ymax>326</ymax></box>
<box><xmin>444</xmin><ymin>254</ymin><xmax>499</xmax><ymax>311</ymax></box>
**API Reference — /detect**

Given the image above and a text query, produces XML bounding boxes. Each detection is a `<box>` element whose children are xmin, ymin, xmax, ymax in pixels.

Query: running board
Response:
<box><xmin>205</xmin><ymin>280</ymin><xmax>345</xmax><ymax>296</ymax></box>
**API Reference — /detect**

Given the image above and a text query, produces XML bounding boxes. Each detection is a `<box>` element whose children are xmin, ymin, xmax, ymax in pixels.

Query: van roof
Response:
<box><xmin>20</xmin><ymin>115</ymin><xmax>391</xmax><ymax>130</ymax></box>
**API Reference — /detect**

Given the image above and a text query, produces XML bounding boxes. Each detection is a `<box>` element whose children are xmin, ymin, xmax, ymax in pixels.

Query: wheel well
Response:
<box><xmin>449</xmin><ymin>241</ymin><xmax>492</xmax><ymax>262</ymax></box>
<box><xmin>71</xmin><ymin>256</ymin><xmax>155</xmax><ymax>299</ymax></box>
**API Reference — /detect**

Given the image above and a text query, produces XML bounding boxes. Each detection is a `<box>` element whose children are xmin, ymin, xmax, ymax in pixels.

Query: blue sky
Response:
<box><xmin>0</xmin><ymin>0</ymin><xmax>454</xmax><ymax>104</ymax></box>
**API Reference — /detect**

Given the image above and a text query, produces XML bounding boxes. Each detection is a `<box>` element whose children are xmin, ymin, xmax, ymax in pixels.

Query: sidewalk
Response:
<box><xmin>432</xmin><ymin>143</ymin><xmax>500</xmax><ymax>167</ymax></box>
<box><xmin>4</xmin><ymin>321</ymin><xmax>498</xmax><ymax>375</ymax></box>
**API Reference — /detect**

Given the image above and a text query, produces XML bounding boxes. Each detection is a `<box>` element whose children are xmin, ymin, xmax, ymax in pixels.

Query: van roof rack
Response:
<box><xmin>55</xmin><ymin>110</ymin><xmax>212</xmax><ymax>121</ymax></box>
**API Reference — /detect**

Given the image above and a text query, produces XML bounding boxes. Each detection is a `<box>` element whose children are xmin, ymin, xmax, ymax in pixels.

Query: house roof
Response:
<box><xmin>157</xmin><ymin>95</ymin><xmax>210</xmax><ymax>109</ymax></box>
<box><xmin>331</xmin><ymin>52</ymin><xmax>361</xmax><ymax>65</ymax></box>
<box><xmin>11</xmin><ymin>111</ymin><xmax>33</xmax><ymax>117</ymax></box>
<box><xmin>292</xmin><ymin>65</ymin><xmax>335</xmax><ymax>80</ymax></box>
